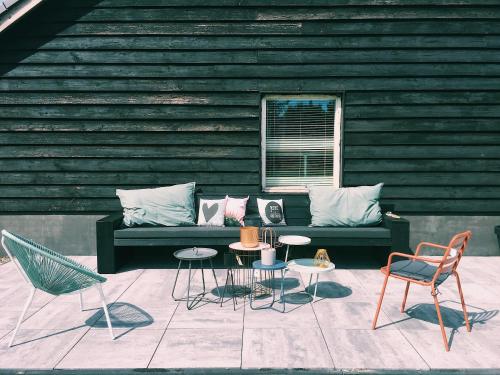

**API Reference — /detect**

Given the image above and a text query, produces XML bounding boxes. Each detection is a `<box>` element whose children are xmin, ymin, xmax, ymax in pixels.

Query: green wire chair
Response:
<box><xmin>1</xmin><ymin>230</ymin><xmax>114</xmax><ymax>347</ymax></box>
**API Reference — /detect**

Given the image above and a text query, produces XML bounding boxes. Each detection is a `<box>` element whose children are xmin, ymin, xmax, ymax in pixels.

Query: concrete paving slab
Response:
<box><xmin>18</xmin><ymin>302</ymin><xmax>100</xmax><ymax>331</ymax></box>
<box><xmin>244</xmin><ymin>300</ymin><xmax>316</xmax><ymax>328</ymax></box>
<box><xmin>149</xmin><ymin>328</ymin><xmax>242</xmax><ymax>369</ymax></box>
<box><xmin>0</xmin><ymin>257</ymin><xmax>97</xmax><ymax>312</ymax></box>
<box><xmin>0</xmin><ymin>280</ymin><xmax>20</xmax><ymax>294</ymax></box>
<box><xmin>438</xmin><ymin>279</ymin><xmax>500</xmax><ymax>306</ymax></box>
<box><xmin>80</xmin><ymin>269</ymin><xmax>143</xmax><ymax>306</ymax></box>
<box><xmin>0</xmin><ymin>327</ymin><xmax>89</xmax><ymax>369</ymax></box>
<box><xmin>279</xmin><ymin>274</ymin><xmax>309</xmax><ymax>297</ymax></box>
<box><xmin>0</xmin><ymin>256</ymin><xmax>499</xmax><ymax>372</ymax></box>
<box><xmin>0</xmin><ymin>259</ymin><xmax>12</xmax><ymax>267</ymax></box>
<box><xmin>314</xmin><ymin>301</ymin><xmax>392</xmax><ymax>330</ymax></box>
<box><xmin>0</xmin><ymin>284</ymin><xmax>55</xmax><ymax>310</ymax></box>
<box><xmin>401</xmin><ymin>328</ymin><xmax>500</xmax><ymax>369</ymax></box>
<box><xmin>0</xmin><ymin>262</ymin><xmax>19</xmax><ymax>281</ymax></box>
<box><xmin>460</xmin><ymin>257</ymin><xmax>500</xmax><ymax>279</ymax></box>
<box><xmin>242</xmin><ymin>327</ymin><xmax>333</xmax><ymax>369</ymax></box>
<box><xmin>0</xmin><ymin>330</ymin><xmax>11</xmax><ymax>342</ymax></box>
<box><xmin>56</xmin><ymin>328</ymin><xmax>164</xmax><ymax>369</ymax></box>
<box><xmin>241</xmin><ymin>268</ymin><xmax>313</xmax><ymax>324</ymax></box>
<box><xmin>170</xmin><ymin>300</ymin><xmax>242</xmax><ymax>329</ymax></box>
<box><xmin>385</xmin><ymin>285</ymin><xmax>434</xmax><ymax>302</ymax></box>
<box><xmin>357</xmin><ymin>270</ymin><xmax>477</xmax><ymax>306</ymax></box>
<box><xmin>117</xmin><ymin>268</ymin><xmax>187</xmax><ymax>308</ymax></box>
<box><xmin>323</xmin><ymin>328</ymin><xmax>429</xmax><ymax>370</ymax></box>
<box><xmin>186</xmin><ymin>267</ymin><xmax>226</xmax><ymax>298</ymax></box>
<box><xmin>313</xmin><ymin>269</ymin><xmax>371</xmax><ymax>303</ymax></box>
<box><xmin>382</xmin><ymin>299</ymin><xmax>479</xmax><ymax>333</ymax></box>
<box><xmin>94</xmin><ymin>304</ymin><xmax>177</xmax><ymax>331</ymax></box>
<box><xmin>465</xmin><ymin>303</ymin><xmax>500</xmax><ymax>331</ymax></box>
<box><xmin>352</xmin><ymin>269</ymin><xmax>411</xmax><ymax>298</ymax></box>
<box><xmin>455</xmin><ymin>269</ymin><xmax>491</xmax><ymax>286</ymax></box>
<box><xmin>0</xmin><ymin>308</ymin><xmax>39</xmax><ymax>330</ymax></box>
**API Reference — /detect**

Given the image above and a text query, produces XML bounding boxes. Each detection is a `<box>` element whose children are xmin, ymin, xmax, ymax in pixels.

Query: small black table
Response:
<box><xmin>171</xmin><ymin>247</ymin><xmax>220</xmax><ymax>310</ymax></box>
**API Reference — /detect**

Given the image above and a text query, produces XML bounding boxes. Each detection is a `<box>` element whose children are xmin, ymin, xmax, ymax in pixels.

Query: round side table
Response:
<box><xmin>250</xmin><ymin>260</ymin><xmax>287</xmax><ymax>313</ymax></box>
<box><xmin>278</xmin><ymin>235</ymin><xmax>311</xmax><ymax>262</ymax></box>
<box><xmin>171</xmin><ymin>247</ymin><xmax>220</xmax><ymax>310</ymax></box>
<box><xmin>220</xmin><ymin>242</ymin><xmax>270</xmax><ymax>310</ymax></box>
<box><xmin>286</xmin><ymin>258</ymin><xmax>335</xmax><ymax>302</ymax></box>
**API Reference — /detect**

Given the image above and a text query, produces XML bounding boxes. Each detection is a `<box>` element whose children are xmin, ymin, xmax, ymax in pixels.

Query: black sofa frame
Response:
<box><xmin>96</xmin><ymin>195</ymin><xmax>410</xmax><ymax>274</ymax></box>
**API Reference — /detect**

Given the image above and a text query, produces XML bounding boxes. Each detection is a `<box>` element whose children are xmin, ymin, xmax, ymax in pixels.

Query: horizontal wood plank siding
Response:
<box><xmin>0</xmin><ymin>0</ymin><xmax>499</xmax><ymax>214</ymax></box>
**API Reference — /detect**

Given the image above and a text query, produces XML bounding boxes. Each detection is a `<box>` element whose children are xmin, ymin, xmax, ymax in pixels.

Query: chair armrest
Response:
<box><xmin>386</xmin><ymin>251</ymin><xmax>442</xmax><ymax>271</ymax></box>
<box><xmin>96</xmin><ymin>213</ymin><xmax>123</xmax><ymax>274</ymax></box>
<box><xmin>414</xmin><ymin>241</ymin><xmax>449</xmax><ymax>256</ymax></box>
<box><xmin>382</xmin><ymin>213</ymin><xmax>410</xmax><ymax>253</ymax></box>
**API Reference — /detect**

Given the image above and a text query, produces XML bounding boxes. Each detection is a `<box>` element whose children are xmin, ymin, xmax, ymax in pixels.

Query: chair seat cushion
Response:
<box><xmin>389</xmin><ymin>260</ymin><xmax>450</xmax><ymax>285</ymax></box>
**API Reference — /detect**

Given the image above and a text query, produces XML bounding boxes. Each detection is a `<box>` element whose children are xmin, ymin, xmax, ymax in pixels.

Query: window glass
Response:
<box><xmin>262</xmin><ymin>95</ymin><xmax>341</xmax><ymax>192</ymax></box>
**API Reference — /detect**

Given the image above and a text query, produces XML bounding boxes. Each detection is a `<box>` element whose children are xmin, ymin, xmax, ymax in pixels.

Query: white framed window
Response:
<box><xmin>261</xmin><ymin>94</ymin><xmax>342</xmax><ymax>193</ymax></box>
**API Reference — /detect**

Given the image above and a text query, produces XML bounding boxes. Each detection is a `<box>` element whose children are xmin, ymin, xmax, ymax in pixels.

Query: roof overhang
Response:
<box><xmin>0</xmin><ymin>0</ymin><xmax>43</xmax><ymax>33</ymax></box>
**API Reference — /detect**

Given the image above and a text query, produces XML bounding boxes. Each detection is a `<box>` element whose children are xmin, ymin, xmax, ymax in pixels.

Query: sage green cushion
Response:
<box><xmin>309</xmin><ymin>183</ymin><xmax>383</xmax><ymax>227</ymax></box>
<box><xmin>116</xmin><ymin>182</ymin><xmax>196</xmax><ymax>227</ymax></box>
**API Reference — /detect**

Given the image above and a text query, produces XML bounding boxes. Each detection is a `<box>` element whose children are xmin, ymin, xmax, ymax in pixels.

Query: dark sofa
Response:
<box><xmin>96</xmin><ymin>194</ymin><xmax>410</xmax><ymax>274</ymax></box>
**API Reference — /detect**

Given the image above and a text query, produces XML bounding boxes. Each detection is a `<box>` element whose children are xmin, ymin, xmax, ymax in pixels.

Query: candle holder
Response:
<box><xmin>313</xmin><ymin>248</ymin><xmax>331</xmax><ymax>268</ymax></box>
<box><xmin>240</xmin><ymin>226</ymin><xmax>259</xmax><ymax>248</ymax></box>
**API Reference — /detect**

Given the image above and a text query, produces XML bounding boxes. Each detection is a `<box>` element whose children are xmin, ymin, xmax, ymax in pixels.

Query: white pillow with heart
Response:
<box><xmin>197</xmin><ymin>198</ymin><xmax>227</xmax><ymax>226</ymax></box>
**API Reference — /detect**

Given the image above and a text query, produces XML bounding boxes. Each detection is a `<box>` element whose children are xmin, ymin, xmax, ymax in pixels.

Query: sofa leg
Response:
<box><xmin>97</xmin><ymin>245</ymin><xmax>119</xmax><ymax>274</ymax></box>
<box><xmin>96</xmin><ymin>213</ymin><xmax>123</xmax><ymax>274</ymax></box>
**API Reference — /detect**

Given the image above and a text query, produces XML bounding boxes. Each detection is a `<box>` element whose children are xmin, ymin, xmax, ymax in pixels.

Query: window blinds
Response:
<box><xmin>264</xmin><ymin>97</ymin><xmax>337</xmax><ymax>189</ymax></box>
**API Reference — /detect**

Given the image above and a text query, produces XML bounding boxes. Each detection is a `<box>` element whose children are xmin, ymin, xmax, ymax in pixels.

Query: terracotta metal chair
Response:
<box><xmin>372</xmin><ymin>231</ymin><xmax>472</xmax><ymax>351</ymax></box>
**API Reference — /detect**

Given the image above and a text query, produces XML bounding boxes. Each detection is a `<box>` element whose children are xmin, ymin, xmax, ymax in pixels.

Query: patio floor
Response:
<box><xmin>0</xmin><ymin>255</ymin><xmax>499</xmax><ymax>374</ymax></box>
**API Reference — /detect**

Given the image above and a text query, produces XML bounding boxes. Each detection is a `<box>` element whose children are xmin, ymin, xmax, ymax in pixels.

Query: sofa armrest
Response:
<box><xmin>96</xmin><ymin>213</ymin><xmax>123</xmax><ymax>274</ymax></box>
<box><xmin>383</xmin><ymin>214</ymin><xmax>411</xmax><ymax>254</ymax></box>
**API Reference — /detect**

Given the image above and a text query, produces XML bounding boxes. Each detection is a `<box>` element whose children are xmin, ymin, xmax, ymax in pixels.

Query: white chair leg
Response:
<box><xmin>9</xmin><ymin>287</ymin><xmax>36</xmax><ymax>347</ymax></box>
<box><xmin>96</xmin><ymin>284</ymin><xmax>114</xmax><ymax>340</ymax></box>
<box><xmin>79</xmin><ymin>291</ymin><xmax>84</xmax><ymax>311</ymax></box>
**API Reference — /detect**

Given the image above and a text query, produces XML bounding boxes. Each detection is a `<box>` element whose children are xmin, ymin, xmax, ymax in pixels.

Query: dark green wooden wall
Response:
<box><xmin>1</xmin><ymin>0</ymin><xmax>499</xmax><ymax>214</ymax></box>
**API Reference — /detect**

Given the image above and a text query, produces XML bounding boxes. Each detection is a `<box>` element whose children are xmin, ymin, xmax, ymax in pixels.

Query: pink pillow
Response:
<box><xmin>224</xmin><ymin>195</ymin><xmax>249</xmax><ymax>226</ymax></box>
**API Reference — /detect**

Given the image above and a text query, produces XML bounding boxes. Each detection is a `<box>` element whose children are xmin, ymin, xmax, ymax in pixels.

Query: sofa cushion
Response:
<box><xmin>225</xmin><ymin>196</ymin><xmax>249</xmax><ymax>226</ymax></box>
<box><xmin>197</xmin><ymin>197</ymin><xmax>227</xmax><ymax>227</ymax></box>
<box><xmin>116</xmin><ymin>182</ymin><xmax>196</xmax><ymax>227</ymax></box>
<box><xmin>309</xmin><ymin>183</ymin><xmax>383</xmax><ymax>227</ymax></box>
<box><xmin>257</xmin><ymin>198</ymin><xmax>287</xmax><ymax>226</ymax></box>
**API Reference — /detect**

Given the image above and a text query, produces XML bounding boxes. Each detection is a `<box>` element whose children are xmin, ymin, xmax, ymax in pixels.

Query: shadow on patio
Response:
<box><xmin>89</xmin><ymin>302</ymin><xmax>154</xmax><ymax>339</ymax></box>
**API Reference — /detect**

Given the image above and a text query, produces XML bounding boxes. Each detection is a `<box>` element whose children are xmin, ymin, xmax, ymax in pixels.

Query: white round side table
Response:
<box><xmin>286</xmin><ymin>258</ymin><xmax>335</xmax><ymax>302</ymax></box>
<box><xmin>278</xmin><ymin>235</ymin><xmax>311</xmax><ymax>262</ymax></box>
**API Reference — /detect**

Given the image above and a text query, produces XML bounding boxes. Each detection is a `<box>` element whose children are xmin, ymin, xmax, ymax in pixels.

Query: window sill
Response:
<box><xmin>262</xmin><ymin>187</ymin><xmax>309</xmax><ymax>194</ymax></box>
